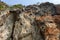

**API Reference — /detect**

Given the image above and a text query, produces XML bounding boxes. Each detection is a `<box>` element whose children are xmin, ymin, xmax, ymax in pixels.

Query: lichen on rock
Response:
<box><xmin>0</xmin><ymin>2</ymin><xmax>60</xmax><ymax>40</ymax></box>
<box><xmin>0</xmin><ymin>10</ymin><xmax>14</xmax><ymax>40</ymax></box>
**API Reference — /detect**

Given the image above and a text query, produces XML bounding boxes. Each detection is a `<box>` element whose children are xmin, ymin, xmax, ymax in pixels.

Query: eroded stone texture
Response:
<box><xmin>13</xmin><ymin>11</ymin><xmax>42</xmax><ymax>40</ymax></box>
<box><xmin>35</xmin><ymin>15</ymin><xmax>60</xmax><ymax>40</ymax></box>
<box><xmin>0</xmin><ymin>10</ymin><xmax>14</xmax><ymax>40</ymax></box>
<box><xmin>0</xmin><ymin>2</ymin><xmax>60</xmax><ymax>40</ymax></box>
<box><xmin>35</xmin><ymin>2</ymin><xmax>60</xmax><ymax>40</ymax></box>
<box><xmin>13</xmin><ymin>2</ymin><xmax>60</xmax><ymax>40</ymax></box>
<box><xmin>38</xmin><ymin>2</ymin><xmax>56</xmax><ymax>16</ymax></box>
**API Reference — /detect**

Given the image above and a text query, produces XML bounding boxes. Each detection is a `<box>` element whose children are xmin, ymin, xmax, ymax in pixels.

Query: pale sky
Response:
<box><xmin>1</xmin><ymin>0</ymin><xmax>60</xmax><ymax>6</ymax></box>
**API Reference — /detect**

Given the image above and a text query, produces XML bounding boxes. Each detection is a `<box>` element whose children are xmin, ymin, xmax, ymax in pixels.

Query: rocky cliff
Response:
<box><xmin>0</xmin><ymin>2</ymin><xmax>60</xmax><ymax>40</ymax></box>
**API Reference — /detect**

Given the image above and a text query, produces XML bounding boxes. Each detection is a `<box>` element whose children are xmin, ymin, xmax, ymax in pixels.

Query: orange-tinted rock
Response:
<box><xmin>0</xmin><ymin>2</ymin><xmax>60</xmax><ymax>40</ymax></box>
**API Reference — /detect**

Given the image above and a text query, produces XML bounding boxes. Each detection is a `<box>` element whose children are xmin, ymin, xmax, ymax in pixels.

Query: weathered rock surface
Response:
<box><xmin>35</xmin><ymin>15</ymin><xmax>60</xmax><ymax>40</ymax></box>
<box><xmin>0</xmin><ymin>10</ymin><xmax>14</xmax><ymax>40</ymax></box>
<box><xmin>13</xmin><ymin>2</ymin><xmax>60</xmax><ymax>40</ymax></box>
<box><xmin>12</xmin><ymin>9</ymin><xmax>41</xmax><ymax>40</ymax></box>
<box><xmin>0</xmin><ymin>2</ymin><xmax>60</xmax><ymax>40</ymax></box>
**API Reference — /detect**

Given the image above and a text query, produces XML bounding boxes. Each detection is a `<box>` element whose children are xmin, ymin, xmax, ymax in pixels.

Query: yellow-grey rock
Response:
<box><xmin>0</xmin><ymin>10</ymin><xmax>14</xmax><ymax>40</ymax></box>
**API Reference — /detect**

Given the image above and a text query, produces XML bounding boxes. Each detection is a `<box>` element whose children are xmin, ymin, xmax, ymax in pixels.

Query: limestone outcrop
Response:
<box><xmin>0</xmin><ymin>2</ymin><xmax>60</xmax><ymax>40</ymax></box>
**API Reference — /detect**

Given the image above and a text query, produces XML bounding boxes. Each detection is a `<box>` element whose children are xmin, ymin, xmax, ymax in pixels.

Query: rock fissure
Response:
<box><xmin>0</xmin><ymin>2</ymin><xmax>60</xmax><ymax>40</ymax></box>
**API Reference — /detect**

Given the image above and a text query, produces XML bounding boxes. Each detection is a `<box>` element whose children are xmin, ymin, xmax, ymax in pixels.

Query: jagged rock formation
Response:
<box><xmin>38</xmin><ymin>2</ymin><xmax>57</xmax><ymax>16</ymax></box>
<box><xmin>0</xmin><ymin>2</ymin><xmax>60</xmax><ymax>40</ymax></box>
<box><xmin>13</xmin><ymin>10</ymin><xmax>44</xmax><ymax>40</ymax></box>
<box><xmin>35</xmin><ymin>15</ymin><xmax>60</xmax><ymax>40</ymax></box>
<box><xmin>0</xmin><ymin>10</ymin><xmax>14</xmax><ymax>40</ymax></box>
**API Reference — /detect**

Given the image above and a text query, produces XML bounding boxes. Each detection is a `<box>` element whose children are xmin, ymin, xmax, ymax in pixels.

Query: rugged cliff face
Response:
<box><xmin>0</xmin><ymin>2</ymin><xmax>60</xmax><ymax>40</ymax></box>
<box><xmin>0</xmin><ymin>10</ymin><xmax>14</xmax><ymax>40</ymax></box>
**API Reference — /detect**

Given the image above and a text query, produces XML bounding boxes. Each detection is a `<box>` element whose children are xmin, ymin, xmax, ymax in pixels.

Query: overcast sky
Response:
<box><xmin>1</xmin><ymin>0</ymin><xmax>60</xmax><ymax>6</ymax></box>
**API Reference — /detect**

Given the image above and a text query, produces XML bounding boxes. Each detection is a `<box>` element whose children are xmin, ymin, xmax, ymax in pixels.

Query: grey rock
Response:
<box><xmin>13</xmin><ymin>12</ymin><xmax>41</xmax><ymax>40</ymax></box>
<box><xmin>0</xmin><ymin>2</ymin><xmax>59</xmax><ymax>40</ymax></box>
<box><xmin>0</xmin><ymin>10</ymin><xmax>14</xmax><ymax>40</ymax></box>
<box><xmin>38</xmin><ymin>2</ymin><xmax>56</xmax><ymax>16</ymax></box>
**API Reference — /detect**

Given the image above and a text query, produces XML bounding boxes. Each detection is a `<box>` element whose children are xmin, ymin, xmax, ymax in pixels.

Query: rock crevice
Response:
<box><xmin>0</xmin><ymin>2</ymin><xmax>60</xmax><ymax>40</ymax></box>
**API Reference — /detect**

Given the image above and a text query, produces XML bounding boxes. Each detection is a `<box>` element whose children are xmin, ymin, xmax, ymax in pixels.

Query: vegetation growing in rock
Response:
<box><xmin>0</xmin><ymin>1</ymin><xmax>8</xmax><ymax>10</ymax></box>
<box><xmin>0</xmin><ymin>1</ymin><xmax>60</xmax><ymax>40</ymax></box>
<box><xmin>10</xmin><ymin>4</ymin><xmax>24</xmax><ymax>9</ymax></box>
